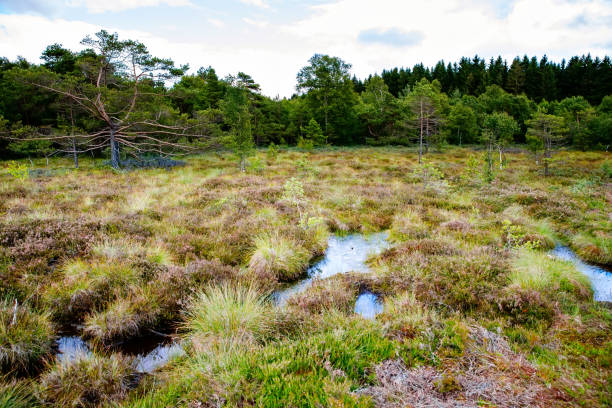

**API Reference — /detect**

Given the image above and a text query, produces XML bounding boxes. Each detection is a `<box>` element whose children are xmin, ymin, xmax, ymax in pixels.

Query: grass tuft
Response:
<box><xmin>40</xmin><ymin>351</ymin><xmax>133</xmax><ymax>408</ymax></box>
<box><xmin>0</xmin><ymin>300</ymin><xmax>54</xmax><ymax>374</ymax></box>
<box><xmin>184</xmin><ymin>284</ymin><xmax>273</xmax><ymax>351</ymax></box>
<box><xmin>248</xmin><ymin>232</ymin><xmax>310</xmax><ymax>281</ymax></box>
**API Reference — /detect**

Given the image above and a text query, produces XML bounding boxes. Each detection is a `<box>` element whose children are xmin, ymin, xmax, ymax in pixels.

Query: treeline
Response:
<box><xmin>0</xmin><ymin>32</ymin><xmax>611</xmax><ymax>164</ymax></box>
<box><xmin>368</xmin><ymin>55</ymin><xmax>612</xmax><ymax>105</ymax></box>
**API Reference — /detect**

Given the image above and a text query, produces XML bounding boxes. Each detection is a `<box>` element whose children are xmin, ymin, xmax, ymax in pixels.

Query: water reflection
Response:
<box><xmin>274</xmin><ymin>231</ymin><xmax>390</xmax><ymax>306</ymax></box>
<box><xmin>354</xmin><ymin>292</ymin><xmax>383</xmax><ymax>319</ymax></box>
<box><xmin>550</xmin><ymin>245</ymin><xmax>612</xmax><ymax>302</ymax></box>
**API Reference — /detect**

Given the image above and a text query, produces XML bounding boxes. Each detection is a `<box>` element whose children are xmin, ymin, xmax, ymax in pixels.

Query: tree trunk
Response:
<box><xmin>425</xmin><ymin>117</ymin><xmax>429</xmax><ymax>154</ymax></box>
<box><xmin>499</xmin><ymin>147</ymin><xmax>503</xmax><ymax>170</ymax></box>
<box><xmin>109</xmin><ymin>127</ymin><xmax>120</xmax><ymax>169</ymax></box>
<box><xmin>544</xmin><ymin>140</ymin><xmax>550</xmax><ymax>176</ymax></box>
<box><xmin>72</xmin><ymin>137</ymin><xmax>79</xmax><ymax>169</ymax></box>
<box><xmin>240</xmin><ymin>155</ymin><xmax>246</xmax><ymax>172</ymax></box>
<box><xmin>418</xmin><ymin>100</ymin><xmax>423</xmax><ymax>164</ymax></box>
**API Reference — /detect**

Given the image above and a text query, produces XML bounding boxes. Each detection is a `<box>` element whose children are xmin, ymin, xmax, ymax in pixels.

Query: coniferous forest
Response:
<box><xmin>0</xmin><ymin>32</ymin><xmax>611</xmax><ymax>160</ymax></box>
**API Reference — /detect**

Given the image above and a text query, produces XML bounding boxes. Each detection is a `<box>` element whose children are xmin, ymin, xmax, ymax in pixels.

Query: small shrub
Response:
<box><xmin>286</xmin><ymin>277</ymin><xmax>356</xmax><ymax>314</ymax></box>
<box><xmin>4</xmin><ymin>162</ymin><xmax>28</xmax><ymax>180</ymax></box>
<box><xmin>0</xmin><ymin>300</ymin><xmax>54</xmax><ymax>374</ymax></box>
<box><xmin>41</xmin><ymin>352</ymin><xmax>133</xmax><ymax>407</ymax></box>
<box><xmin>117</xmin><ymin>156</ymin><xmax>186</xmax><ymax>170</ymax></box>
<box><xmin>296</xmin><ymin>136</ymin><xmax>314</xmax><ymax>151</ymax></box>
<box><xmin>380</xmin><ymin>292</ymin><xmax>437</xmax><ymax>340</ymax></box>
<box><xmin>267</xmin><ymin>142</ymin><xmax>279</xmax><ymax>161</ymax></box>
<box><xmin>247</xmin><ymin>156</ymin><xmax>265</xmax><ymax>173</ymax></box>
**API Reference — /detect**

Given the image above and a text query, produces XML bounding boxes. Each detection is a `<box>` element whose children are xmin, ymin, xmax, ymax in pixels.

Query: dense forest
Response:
<box><xmin>0</xmin><ymin>31</ymin><xmax>611</xmax><ymax>163</ymax></box>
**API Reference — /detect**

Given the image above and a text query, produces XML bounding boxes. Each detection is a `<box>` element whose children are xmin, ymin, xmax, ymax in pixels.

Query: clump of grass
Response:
<box><xmin>83</xmin><ymin>287</ymin><xmax>160</xmax><ymax>344</ymax></box>
<box><xmin>509</xmin><ymin>249</ymin><xmax>592</xmax><ymax>299</ymax></box>
<box><xmin>0</xmin><ymin>300</ymin><xmax>54</xmax><ymax>374</ymax></box>
<box><xmin>286</xmin><ymin>276</ymin><xmax>356</xmax><ymax>314</ymax></box>
<box><xmin>42</xmin><ymin>260</ymin><xmax>139</xmax><ymax>323</ymax></box>
<box><xmin>0</xmin><ymin>378</ymin><xmax>41</xmax><ymax>407</ymax></box>
<box><xmin>571</xmin><ymin>233</ymin><xmax>612</xmax><ymax>266</ymax></box>
<box><xmin>40</xmin><ymin>351</ymin><xmax>133</xmax><ymax>408</ymax></box>
<box><xmin>380</xmin><ymin>292</ymin><xmax>438</xmax><ymax>340</ymax></box>
<box><xmin>389</xmin><ymin>208</ymin><xmax>429</xmax><ymax>241</ymax></box>
<box><xmin>248</xmin><ymin>232</ymin><xmax>310</xmax><ymax>281</ymax></box>
<box><xmin>184</xmin><ymin>284</ymin><xmax>273</xmax><ymax>352</ymax></box>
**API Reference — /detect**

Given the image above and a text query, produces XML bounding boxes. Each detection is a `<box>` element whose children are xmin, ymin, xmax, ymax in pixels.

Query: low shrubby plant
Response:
<box><xmin>3</xmin><ymin>162</ymin><xmax>28</xmax><ymax>180</ymax></box>
<box><xmin>286</xmin><ymin>276</ymin><xmax>356</xmax><ymax>314</ymax></box>
<box><xmin>0</xmin><ymin>300</ymin><xmax>54</xmax><ymax>374</ymax></box>
<box><xmin>380</xmin><ymin>292</ymin><xmax>438</xmax><ymax>340</ymax></box>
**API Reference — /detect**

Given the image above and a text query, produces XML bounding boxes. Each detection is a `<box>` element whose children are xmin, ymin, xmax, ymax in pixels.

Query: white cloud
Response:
<box><xmin>282</xmin><ymin>0</ymin><xmax>612</xmax><ymax>80</ymax></box>
<box><xmin>0</xmin><ymin>0</ymin><xmax>610</xmax><ymax>98</ymax></box>
<box><xmin>239</xmin><ymin>0</ymin><xmax>270</xmax><ymax>9</ymax></box>
<box><xmin>208</xmin><ymin>18</ymin><xmax>225</xmax><ymax>28</ymax></box>
<box><xmin>65</xmin><ymin>0</ymin><xmax>192</xmax><ymax>13</ymax></box>
<box><xmin>242</xmin><ymin>17</ymin><xmax>269</xmax><ymax>28</ymax></box>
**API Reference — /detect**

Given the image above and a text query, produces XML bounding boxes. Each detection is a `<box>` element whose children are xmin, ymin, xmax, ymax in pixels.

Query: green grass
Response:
<box><xmin>248</xmin><ymin>232</ymin><xmax>311</xmax><ymax>281</ymax></box>
<box><xmin>0</xmin><ymin>379</ymin><xmax>40</xmax><ymax>408</ymax></box>
<box><xmin>0</xmin><ymin>300</ymin><xmax>54</xmax><ymax>374</ymax></box>
<box><xmin>509</xmin><ymin>249</ymin><xmax>592</xmax><ymax>298</ymax></box>
<box><xmin>184</xmin><ymin>284</ymin><xmax>274</xmax><ymax>351</ymax></box>
<box><xmin>40</xmin><ymin>351</ymin><xmax>133</xmax><ymax>408</ymax></box>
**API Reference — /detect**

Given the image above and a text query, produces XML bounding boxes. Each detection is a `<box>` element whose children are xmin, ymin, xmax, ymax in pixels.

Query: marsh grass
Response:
<box><xmin>0</xmin><ymin>300</ymin><xmax>54</xmax><ymax>374</ymax></box>
<box><xmin>510</xmin><ymin>249</ymin><xmax>592</xmax><ymax>298</ymax></box>
<box><xmin>184</xmin><ymin>284</ymin><xmax>273</xmax><ymax>351</ymax></box>
<box><xmin>0</xmin><ymin>148</ymin><xmax>611</xmax><ymax>406</ymax></box>
<box><xmin>40</xmin><ymin>351</ymin><xmax>133</xmax><ymax>408</ymax></box>
<box><xmin>0</xmin><ymin>378</ymin><xmax>40</xmax><ymax>408</ymax></box>
<box><xmin>43</xmin><ymin>261</ymin><xmax>140</xmax><ymax>323</ymax></box>
<box><xmin>571</xmin><ymin>233</ymin><xmax>612</xmax><ymax>265</ymax></box>
<box><xmin>248</xmin><ymin>232</ymin><xmax>310</xmax><ymax>281</ymax></box>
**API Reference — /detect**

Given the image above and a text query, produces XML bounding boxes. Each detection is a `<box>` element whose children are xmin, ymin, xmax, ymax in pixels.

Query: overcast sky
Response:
<box><xmin>0</xmin><ymin>0</ymin><xmax>611</xmax><ymax>97</ymax></box>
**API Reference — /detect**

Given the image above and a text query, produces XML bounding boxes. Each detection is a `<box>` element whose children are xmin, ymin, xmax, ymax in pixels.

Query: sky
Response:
<box><xmin>0</xmin><ymin>0</ymin><xmax>611</xmax><ymax>97</ymax></box>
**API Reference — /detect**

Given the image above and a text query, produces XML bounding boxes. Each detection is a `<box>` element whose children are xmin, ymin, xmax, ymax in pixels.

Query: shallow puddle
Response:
<box><xmin>55</xmin><ymin>336</ymin><xmax>184</xmax><ymax>373</ymax></box>
<box><xmin>56</xmin><ymin>336</ymin><xmax>92</xmax><ymax>363</ymax></box>
<box><xmin>273</xmin><ymin>231</ymin><xmax>390</xmax><ymax>306</ymax></box>
<box><xmin>550</xmin><ymin>245</ymin><xmax>612</xmax><ymax>302</ymax></box>
<box><xmin>354</xmin><ymin>291</ymin><xmax>383</xmax><ymax>319</ymax></box>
